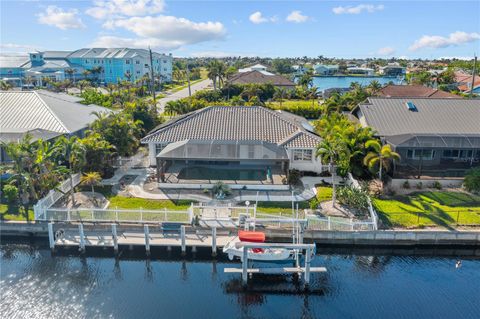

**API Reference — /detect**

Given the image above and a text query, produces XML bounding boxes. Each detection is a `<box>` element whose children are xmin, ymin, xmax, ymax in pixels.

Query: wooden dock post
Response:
<box><xmin>48</xmin><ymin>222</ymin><xmax>55</xmax><ymax>250</ymax></box>
<box><xmin>304</xmin><ymin>247</ymin><xmax>311</xmax><ymax>285</ymax></box>
<box><xmin>181</xmin><ymin>225</ymin><xmax>186</xmax><ymax>255</ymax></box>
<box><xmin>144</xmin><ymin>224</ymin><xmax>150</xmax><ymax>255</ymax></box>
<box><xmin>112</xmin><ymin>224</ymin><xmax>118</xmax><ymax>253</ymax></box>
<box><xmin>242</xmin><ymin>246</ymin><xmax>248</xmax><ymax>284</ymax></box>
<box><xmin>79</xmin><ymin>224</ymin><xmax>85</xmax><ymax>252</ymax></box>
<box><xmin>211</xmin><ymin>227</ymin><xmax>217</xmax><ymax>257</ymax></box>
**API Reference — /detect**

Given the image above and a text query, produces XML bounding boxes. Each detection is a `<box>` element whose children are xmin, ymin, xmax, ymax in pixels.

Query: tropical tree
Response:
<box><xmin>206</xmin><ymin>60</ymin><xmax>227</xmax><ymax>90</ymax></box>
<box><xmin>54</xmin><ymin>136</ymin><xmax>86</xmax><ymax>205</ymax></box>
<box><xmin>82</xmin><ymin>69</ymin><xmax>91</xmax><ymax>80</ymax></box>
<box><xmin>77</xmin><ymin>80</ymin><xmax>90</xmax><ymax>95</ymax></box>
<box><xmin>307</xmin><ymin>86</ymin><xmax>318</xmax><ymax>107</ymax></box>
<box><xmin>81</xmin><ymin>172</ymin><xmax>102</xmax><ymax>196</ymax></box>
<box><xmin>363</xmin><ymin>140</ymin><xmax>400</xmax><ymax>181</ymax></box>
<box><xmin>273</xmin><ymin>87</ymin><xmax>287</xmax><ymax>107</ymax></box>
<box><xmin>316</xmin><ymin>137</ymin><xmax>348</xmax><ymax>207</ymax></box>
<box><xmin>298</xmin><ymin>73</ymin><xmax>313</xmax><ymax>88</ymax></box>
<box><xmin>65</xmin><ymin>68</ymin><xmax>76</xmax><ymax>82</ymax></box>
<box><xmin>0</xmin><ymin>80</ymin><xmax>12</xmax><ymax>91</ymax></box>
<box><xmin>80</xmin><ymin>133</ymin><xmax>115</xmax><ymax>177</ymax></box>
<box><xmin>367</xmin><ymin>80</ymin><xmax>382</xmax><ymax>94</ymax></box>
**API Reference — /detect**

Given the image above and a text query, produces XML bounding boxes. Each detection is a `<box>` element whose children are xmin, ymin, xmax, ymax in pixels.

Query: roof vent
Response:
<box><xmin>406</xmin><ymin>101</ymin><xmax>418</xmax><ymax>112</ymax></box>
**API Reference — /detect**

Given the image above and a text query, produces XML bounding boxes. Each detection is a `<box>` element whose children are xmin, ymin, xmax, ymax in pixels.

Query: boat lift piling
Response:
<box><xmin>144</xmin><ymin>224</ymin><xmax>150</xmax><ymax>255</ymax></box>
<box><xmin>181</xmin><ymin>225</ymin><xmax>186</xmax><ymax>255</ymax></box>
<box><xmin>78</xmin><ymin>224</ymin><xmax>86</xmax><ymax>252</ymax></box>
<box><xmin>112</xmin><ymin>224</ymin><xmax>118</xmax><ymax>254</ymax></box>
<box><xmin>48</xmin><ymin>222</ymin><xmax>55</xmax><ymax>250</ymax></box>
<box><xmin>211</xmin><ymin>227</ymin><xmax>217</xmax><ymax>256</ymax></box>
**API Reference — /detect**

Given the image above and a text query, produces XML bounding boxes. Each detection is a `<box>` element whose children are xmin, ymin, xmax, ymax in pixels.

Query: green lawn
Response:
<box><xmin>373</xmin><ymin>191</ymin><xmax>480</xmax><ymax>229</ymax></box>
<box><xmin>256</xmin><ymin>201</ymin><xmax>309</xmax><ymax>217</ymax></box>
<box><xmin>316</xmin><ymin>186</ymin><xmax>333</xmax><ymax>202</ymax></box>
<box><xmin>0</xmin><ymin>203</ymin><xmax>34</xmax><ymax>221</ymax></box>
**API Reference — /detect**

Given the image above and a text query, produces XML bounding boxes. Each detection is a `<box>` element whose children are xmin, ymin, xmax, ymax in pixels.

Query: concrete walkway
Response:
<box><xmin>157</xmin><ymin>79</ymin><xmax>212</xmax><ymax>113</ymax></box>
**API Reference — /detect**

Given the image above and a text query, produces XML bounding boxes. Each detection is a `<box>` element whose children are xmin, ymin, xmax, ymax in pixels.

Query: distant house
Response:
<box><xmin>228</xmin><ymin>70</ymin><xmax>295</xmax><ymax>89</ymax></box>
<box><xmin>313</xmin><ymin>64</ymin><xmax>338</xmax><ymax>75</ymax></box>
<box><xmin>141</xmin><ymin>106</ymin><xmax>323</xmax><ymax>183</ymax></box>
<box><xmin>238</xmin><ymin>64</ymin><xmax>273</xmax><ymax>75</ymax></box>
<box><xmin>454</xmin><ymin>71</ymin><xmax>480</xmax><ymax>94</ymax></box>
<box><xmin>0</xmin><ymin>48</ymin><xmax>173</xmax><ymax>87</ymax></box>
<box><xmin>376</xmin><ymin>84</ymin><xmax>458</xmax><ymax>98</ymax></box>
<box><xmin>292</xmin><ymin>65</ymin><xmax>309</xmax><ymax>76</ymax></box>
<box><xmin>0</xmin><ymin>90</ymin><xmax>112</xmax><ymax>162</ymax></box>
<box><xmin>347</xmin><ymin>67</ymin><xmax>374</xmax><ymax>76</ymax></box>
<box><xmin>353</xmin><ymin>97</ymin><xmax>480</xmax><ymax>177</ymax></box>
<box><xmin>379</xmin><ymin>63</ymin><xmax>406</xmax><ymax>77</ymax></box>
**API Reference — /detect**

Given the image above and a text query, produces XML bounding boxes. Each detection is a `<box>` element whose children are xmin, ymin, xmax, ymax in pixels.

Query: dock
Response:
<box><xmin>49</xmin><ymin>222</ymin><xmax>235</xmax><ymax>256</ymax></box>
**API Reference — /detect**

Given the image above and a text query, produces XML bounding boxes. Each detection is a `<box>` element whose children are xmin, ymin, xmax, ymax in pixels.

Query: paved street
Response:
<box><xmin>157</xmin><ymin>79</ymin><xmax>212</xmax><ymax>113</ymax></box>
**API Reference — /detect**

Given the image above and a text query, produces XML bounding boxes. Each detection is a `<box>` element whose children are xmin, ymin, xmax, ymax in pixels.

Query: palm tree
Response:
<box><xmin>106</xmin><ymin>83</ymin><xmax>117</xmax><ymax>96</ymax></box>
<box><xmin>316</xmin><ymin>137</ymin><xmax>347</xmax><ymax>207</ymax></box>
<box><xmin>363</xmin><ymin>140</ymin><xmax>400</xmax><ymax>181</ymax></box>
<box><xmin>81</xmin><ymin>172</ymin><xmax>102</xmax><ymax>196</ymax></box>
<box><xmin>65</xmin><ymin>68</ymin><xmax>75</xmax><ymax>82</ymax></box>
<box><xmin>82</xmin><ymin>69</ymin><xmax>91</xmax><ymax>80</ymax></box>
<box><xmin>298</xmin><ymin>73</ymin><xmax>313</xmax><ymax>88</ymax></box>
<box><xmin>307</xmin><ymin>86</ymin><xmax>318</xmax><ymax>107</ymax></box>
<box><xmin>367</xmin><ymin>80</ymin><xmax>382</xmax><ymax>94</ymax></box>
<box><xmin>54</xmin><ymin>136</ymin><xmax>86</xmax><ymax>205</ymax></box>
<box><xmin>206</xmin><ymin>60</ymin><xmax>227</xmax><ymax>91</ymax></box>
<box><xmin>273</xmin><ymin>87</ymin><xmax>287</xmax><ymax>107</ymax></box>
<box><xmin>77</xmin><ymin>80</ymin><xmax>90</xmax><ymax>95</ymax></box>
<box><xmin>23</xmin><ymin>76</ymin><xmax>34</xmax><ymax>87</ymax></box>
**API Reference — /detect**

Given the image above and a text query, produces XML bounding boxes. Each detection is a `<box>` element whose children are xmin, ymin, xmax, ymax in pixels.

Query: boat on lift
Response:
<box><xmin>223</xmin><ymin>231</ymin><xmax>299</xmax><ymax>262</ymax></box>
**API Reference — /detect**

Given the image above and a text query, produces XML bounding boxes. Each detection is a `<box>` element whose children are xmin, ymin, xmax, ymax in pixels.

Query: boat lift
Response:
<box><xmin>224</xmin><ymin>242</ymin><xmax>326</xmax><ymax>285</ymax></box>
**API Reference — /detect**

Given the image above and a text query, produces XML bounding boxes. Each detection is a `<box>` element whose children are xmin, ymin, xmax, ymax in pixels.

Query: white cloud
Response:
<box><xmin>409</xmin><ymin>31</ymin><xmax>480</xmax><ymax>51</ymax></box>
<box><xmin>86</xmin><ymin>0</ymin><xmax>165</xmax><ymax>19</ymax></box>
<box><xmin>90</xmin><ymin>35</ymin><xmax>179</xmax><ymax>50</ymax></box>
<box><xmin>377</xmin><ymin>47</ymin><xmax>395</xmax><ymax>55</ymax></box>
<box><xmin>37</xmin><ymin>6</ymin><xmax>85</xmax><ymax>30</ymax></box>
<box><xmin>332</xmin><ymin>4</ymin><xmax>384</xmax><ymax>15</ymax></box>
<box><xmin>0</xmin><ymin>43</ymin><xmax>42</xmax><ymax>55</ymax></box>
<box><xmin>249</xmin><ymin>11</ymin><xmax>276</xmax><ymax>24</ymax></box>
<box><xmin>189</xmin><ymin>51</ymin><xmax>257</xmax><ymax>58</ymax></box>
<box><xmin>286</xmin><ymin>11</ymin><xmax>309</xmax><ymax>23</ymax></box>
<box><xmin>107</xmin><ymin>15</ymin><xmax>225</xmax><ymax>45</ymax></box>
<box><xmin>92</xmin><ymin>15</ymin><xmax>226</xmax><ymax>50</ymax></box>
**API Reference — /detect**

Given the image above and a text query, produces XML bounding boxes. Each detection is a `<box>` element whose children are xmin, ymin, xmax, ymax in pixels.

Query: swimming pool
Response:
<box><xmin>178</xmin><ymin>166</ymin><xmax>266</xmax><ymax>181</ymax></box>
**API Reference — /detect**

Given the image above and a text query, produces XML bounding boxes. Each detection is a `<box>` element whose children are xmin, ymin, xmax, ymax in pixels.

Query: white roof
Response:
<box><xmin>0</xmin><ymin>90</ymin><xmax>112</xmax><ymax>141</ymax></box>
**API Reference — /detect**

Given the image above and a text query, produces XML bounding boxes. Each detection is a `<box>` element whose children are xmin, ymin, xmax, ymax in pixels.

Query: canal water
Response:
<box><xmin>1</xmin><ymin>241</ymin><xmax>479</xmax><ymax>319</ymax></box>
<box><xmin>312</xmin><ymin>76</ymin><xmax>403</xmax><ymax>92</ymax></box>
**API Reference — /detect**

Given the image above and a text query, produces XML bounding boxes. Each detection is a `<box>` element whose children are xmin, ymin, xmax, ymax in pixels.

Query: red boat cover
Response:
<box><xmin>238</xmin><ymin>231</ymin><xmax>265</xmax><ymax>243</ymax></box>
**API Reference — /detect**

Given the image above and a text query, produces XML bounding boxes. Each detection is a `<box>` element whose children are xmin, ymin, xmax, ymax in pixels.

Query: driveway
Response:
<box><xmin>157</xmin><ymin>79</ymin><xmax>212</xmax><ymax>113</ymax></box>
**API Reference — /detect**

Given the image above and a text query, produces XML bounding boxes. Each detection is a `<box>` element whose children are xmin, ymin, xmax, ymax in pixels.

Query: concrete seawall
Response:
<box><xmin>1</xmin><ymin>222</ymin><xmax>480</xmax><ymax>247</ymax></box>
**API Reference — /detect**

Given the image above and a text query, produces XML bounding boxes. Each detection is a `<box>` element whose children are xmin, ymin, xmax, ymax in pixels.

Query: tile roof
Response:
<box><xmin>141</xmin><ymin>106</ymin><xmax>321</xmax><ymax>148</ymax></box>
<box><xmin>0</xmin><ymin>90</ymin><xmax>112</xmax><ymax>141</ymax></box>
<box><xmin>356</xmin><ymin>97</ymin><xmax>480</xmax><ymax>137</ymax></box>
<box><xmin>228</xmin><ymin>70</ymin><xmax>295</xmax><ymax>86</ymax></box>
<box><xmin>377</xmin><ymin>85</ymin><xmax>458</xmax><ymax>98</ymax></box>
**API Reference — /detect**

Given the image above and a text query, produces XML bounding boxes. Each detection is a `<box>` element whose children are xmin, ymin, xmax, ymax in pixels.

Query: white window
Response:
<box><xmin>155</xmin><ymin>144</ymin><xmax>167</xmax><ymax>154</ymax></box>
<box><xmin>293</xmin><ymin>149</ymin><xmax>313</xmax><ymax>161</ymax></box>
<box><xmin>136</xmin><ymin>60</ymin><xmax>140</xmax><ymax>64</ymax></box>
<box><xmin>126</xmin><ymin>60</ymin><xmax>130</xmax><ymax>64</ymax></box>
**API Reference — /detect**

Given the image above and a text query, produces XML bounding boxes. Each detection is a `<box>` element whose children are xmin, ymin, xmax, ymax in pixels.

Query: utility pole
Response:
<box><xmin>186</xmin><ymin>61</ymin><xmax>192</xmax><ymax>97</ymax></box>
<box><xmin>148</xmin><ymin>47</ymin><xmax>156</xmax><ymax>103</ymax></box>
<box><xmin>470</xmin><ymin>55</ymin><xmax>477</xmax><ymax>98</ymax></box>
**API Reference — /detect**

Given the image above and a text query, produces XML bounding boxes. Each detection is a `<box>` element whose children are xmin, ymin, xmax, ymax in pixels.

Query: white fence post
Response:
<box><xmin>181</xmin><ymin>225</ymin><xmax>186</xmax><ymax>255</ymax></box>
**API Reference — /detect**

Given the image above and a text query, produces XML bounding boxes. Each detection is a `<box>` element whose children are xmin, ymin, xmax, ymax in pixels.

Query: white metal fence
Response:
<box><xmin>306</xmin><ymin>214</ymin><xmax>376</xmax><ymax>231</ymax></box>
<box><xmin>346</xmin><ymin>173</ymin><xmax>379</xmax><ymax>230</ymax></box>
<box><xmin>34</xmin><ymin>173</ymin><xmax>81</xmax><ymax>220</ymax></box>
<box><xmin>40</xmin><ymin>207</ymin><xmax>193</xmax><ymax>223</ymax></box>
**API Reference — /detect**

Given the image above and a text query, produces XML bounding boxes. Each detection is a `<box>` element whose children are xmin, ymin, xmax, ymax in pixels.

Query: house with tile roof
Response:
<box><xmin>141</xmin><ymin>106</ymin><xmax>323</xmax><ymax>183</ymax></box>
<box><xmin>376</xmin><ymin>84</ymin><xmax>458</xmax><ymax>98</ymax></box>
<box><xmin>227</xmin><ymin>70</ymin><xmax>295</xmax><ymax>89</ymax></box>
<box><xmin>353</xmin><ymin>97</ymin><xmax>480</xmax><ymax>177</ymax></box>
<box><xmin>0</xmin><ymin>90</ymin><xmax>112</xmax><ymax>162</ymax></box>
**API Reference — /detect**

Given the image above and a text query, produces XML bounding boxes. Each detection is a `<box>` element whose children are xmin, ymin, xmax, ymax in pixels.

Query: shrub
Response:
<box><xmin>309</xmin><ymin>198</ymin><xmax>319</xmax><ymax>210</ymax></box>
<box><xmin>432</xmin><ymin>181</ymin><xmax>442</xmax><ymax>190</ymax></box>
<box><xmin>464</xmin><ymin>167</ymin><xmax>480</xmax><ymax>193</ymax></box>
<box><xmin>403</xmin><ymin>180</ymin><xmax>410</xmax><ymax>189</ymax></box>
<box><xmin>3</xmin><ymin>185</ymin><xmax>18</xmax><ymax>203</ymax></box>
<box><xmin>212</xmin><ymin>182</ymin><xmax>231</xmax><ymax>197</ymax></box>
<box><xmin>287</xmin><ymin>169</ymin><xmax>302</xmax><ymax>186</ymax></box>
<box><xmin>336</xmin><ymin>186</ymin><xmax>369</xmax><ymax>211</ymax></box>
<box><xmin>416</xmin><ymin>182</ymin><xmax>423</xmax><ymax>190</ymax></box>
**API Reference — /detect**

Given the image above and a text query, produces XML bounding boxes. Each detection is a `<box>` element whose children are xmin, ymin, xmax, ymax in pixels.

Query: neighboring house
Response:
<box><xmin>0</xmin><ymin>90</ymin><xmax>112</xmax><ymax>162</ymax></box>
<box><xmin>141</xmin><ymin>106</ymin><xmax>324</xmax><ymax>182</ymax></box>
<box><xmin>227</xmin><ymin>70</ymin><xmax>295</xmax><ymax>89</ymax></box>
<box><xmin>238</xmin><ymin>64</ymin><xmax>273</xmax><ymax>75</ymax></box>
<box><xmin>347</xmin><ymin>67</ymin><xmax>374</xmax><ymax>76</ymax></box>
<box><xmin>454</xmin><ymin>71</ymin><xmax>480</xmax><ymax>94</ymax></box>
<box><xmin>379</xmin><ymin>63</ymin><xmax>406</xmax><ymax>77</ymax></box>
<box><xmin>376</xmin><ymin>84</ymin><xmax>458</xmax><ymax>98</ymax></box>
<box><xmin>313</xmin><ymin>64</ymin><xmax>339</xmax><ymax>75</ymax></box>
<box><xmin>353</xmin><ymin>97</ymin><xmax>480</xmax><ymax>177</ymax></box>
<box><xmin>292</xmin><ymin>65</ymin><xmax>309</xmax><ymax>75</ymax></box>
<box><xmin>0</xmin><ymin>48</ymin><xmax>173</xmax><ymax>87</ymax></box>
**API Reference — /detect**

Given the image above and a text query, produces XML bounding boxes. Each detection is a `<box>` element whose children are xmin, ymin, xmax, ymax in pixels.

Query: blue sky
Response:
<box><xmin>1</xmin><ymin>0</ymin><xmax>479</xmax><ymax>58</ymax></box>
